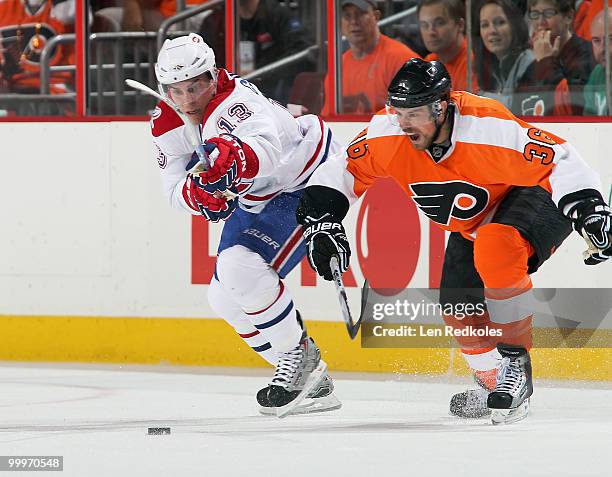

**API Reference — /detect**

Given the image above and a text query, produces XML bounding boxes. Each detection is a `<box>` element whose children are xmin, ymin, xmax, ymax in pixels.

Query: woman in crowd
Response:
<box><xmin>525</xmin><ymin>0</ymin><xmax>594</xmax><ymax>115</ymax></box>
<box><xmin>473</xmin><ymin>0</ymin><xmax>534</xmax><ymax>113</ymax></box>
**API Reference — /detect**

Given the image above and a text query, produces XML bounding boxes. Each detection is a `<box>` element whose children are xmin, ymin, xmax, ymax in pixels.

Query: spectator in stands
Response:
<box><xmin>104</xmin><ymin>0</ymin><xmax>209</xmax><ymax>32</ymax></box>
<box><xmin>573</xmin><ymin>0</ymin><xmax>592</xmax><ymax>39</ymax></box>
<box><xmin>575</xmin><ymin>0</ymin><xmax>609</xmax><ymax>40</ymax></box>
<box><xmin>473</xmin><ymin>0</ymin><xmax>534</xmax><ymax>114</ymax></box>
<box><xmin>584</xmin><ymin>8</ymin><xmax>612</xmax><ymax>115</ymax></box>
<box><xmin>418</xmin><ymin>0</ymin><xmax>477</xmax><ymax>91</ymax></box>
<box><xmin>321</xmin><ymin>0</ymin><xmax>419</xmax><ymax>115</ymax></box>
<box><xmin>0</xmin><ymin>0</ymin><xmax>75</xmax><ymax>99</ymax></box>
<box><xmin>524</xmin><ymin>0</ymin><xmax>593</xmax><ymax>115</ymax></box>
<box><xmin>200</xmin><ymin>0</ymin><xmax>312</xmax><ymax>105</ymax></box>
<box><xmin>121</xmin><ymin>0</ymin><xmax>163</xmax><ymax>31</ymax></box>
<box><xmin>158</xmin><ymin>0</ymin><xmax>209</xmax><ymax>20</ymax></box>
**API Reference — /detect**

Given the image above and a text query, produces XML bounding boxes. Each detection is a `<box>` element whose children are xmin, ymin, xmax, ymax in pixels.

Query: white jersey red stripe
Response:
<box><xmin>151</xmin><ymin>69</ymin><xmax>341</xmax><ymax>215</ymax></box>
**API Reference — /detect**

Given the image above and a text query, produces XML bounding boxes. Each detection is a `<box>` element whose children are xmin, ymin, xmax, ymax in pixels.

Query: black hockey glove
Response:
<box><xmin>296</xmin><ymin>185</ymin><xmax>352</xmax><ymax>281</ymax></box>
<box><xmin>301</xmin><ymin>213</ymin><xmax>351</xmax><ymax>281</ymax></box>
<box><xmin>568</xmin><ymin>197</ymin><xmax>612</xmax><ymax>265</ymax></box>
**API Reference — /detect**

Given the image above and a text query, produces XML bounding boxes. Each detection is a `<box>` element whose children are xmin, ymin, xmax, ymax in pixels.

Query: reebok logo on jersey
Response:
<box><xmin>409</xmin><ymin>181</ymin><xmax>489</xmax><ymax>226</ymax></box>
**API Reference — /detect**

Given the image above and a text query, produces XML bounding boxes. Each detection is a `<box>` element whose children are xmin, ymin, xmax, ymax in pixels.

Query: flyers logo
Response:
<box><xmin>409</xmin><ymin>181</ymin><xmax>489</xmax><ymax>225</ymax></box>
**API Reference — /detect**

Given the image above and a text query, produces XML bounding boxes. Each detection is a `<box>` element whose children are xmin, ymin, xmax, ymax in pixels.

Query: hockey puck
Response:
<box><xmin>147</xmin><ymin>427</ymin><xmax>171</xmax><ymax>435</ymax></box>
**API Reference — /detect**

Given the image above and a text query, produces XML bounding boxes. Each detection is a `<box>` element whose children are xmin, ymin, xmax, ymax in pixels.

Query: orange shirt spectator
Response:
<box><xmin>575</xmin><ymin>0</ymin><xmax>610</xmax><ymax>40</ymax></box>
<box><xmin>159</xmin><ymin>0</ymin><xmax>208</xmax><ymax>18</ymax></box>
<box><xmin>0</xmin><ymin>0</ymin><xmax>74</xmax><ymax>94</ymax></box>
<box><xmin>425</xmin><ymin>39</ymin><xmax>477</xmax><ymax>91</ymax></box>
<box><xmin>120</xmin><ymin>0</ymin><xmax>210</xmax><ymax>31</ymax></box>
<box><xmin>573</xmin><ymin>0</ymin><xmax>591</xmax><ymax>37</ymax></box>
<box><xmin>418</xmin><ymin>0</ymin><xmax>477</xmax><ymax>91</ymax></box>
<box><xmin>322</xmin><ymin>0</ymin><xmax>419</xmax><ymax>115</ymax></box>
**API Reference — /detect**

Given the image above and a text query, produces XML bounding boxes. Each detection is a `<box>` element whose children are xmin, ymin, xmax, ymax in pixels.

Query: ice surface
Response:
<box><xmin>1</xmin><ymin>364</ymin><xmax>610</xmax><ymax>477</ymax></box>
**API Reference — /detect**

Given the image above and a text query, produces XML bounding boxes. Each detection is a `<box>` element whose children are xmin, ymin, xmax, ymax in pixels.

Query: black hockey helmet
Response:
<box><xmin>387</xmin><ymin>58</ymin><xmax>451</xmax><ymax>109</ymax></box>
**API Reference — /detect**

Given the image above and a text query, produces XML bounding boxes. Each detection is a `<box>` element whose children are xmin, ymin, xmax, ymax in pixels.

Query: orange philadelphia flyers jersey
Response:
<box><xmin>308</xmin><ymin>91</ymin><xmax>602</xmax><ymax>237</ymax></box>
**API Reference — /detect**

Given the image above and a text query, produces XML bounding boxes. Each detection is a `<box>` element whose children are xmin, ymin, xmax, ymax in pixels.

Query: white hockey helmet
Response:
<box><xmin>155</xmin><ymin>33</ymin><xmax>217</xmax><ymax>86</ymax></box>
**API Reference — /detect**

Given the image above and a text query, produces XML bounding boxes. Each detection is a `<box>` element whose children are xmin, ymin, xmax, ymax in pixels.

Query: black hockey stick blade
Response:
<box><xmin>359</xmin><ymin>279</ymin><xmax>370</xmax><ymax>323</ymax></box>
<box><xmin>330</xmin><ymin>257</ymin><xmax>362</xmax><ymax>339</ymax></box>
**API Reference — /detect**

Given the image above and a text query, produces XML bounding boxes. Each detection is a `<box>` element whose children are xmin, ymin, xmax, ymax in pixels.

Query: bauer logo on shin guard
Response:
<box><xmin>409</xmin><ymin>181</ymin><xmax>489</xmax><ymax>226</ymax></box>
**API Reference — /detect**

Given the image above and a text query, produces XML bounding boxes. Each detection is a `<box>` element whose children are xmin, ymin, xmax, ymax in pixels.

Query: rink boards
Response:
<box><xmin>0</xmin><ymin>120</ymin><xmax>611</xmax><ymax>380</ymax></box>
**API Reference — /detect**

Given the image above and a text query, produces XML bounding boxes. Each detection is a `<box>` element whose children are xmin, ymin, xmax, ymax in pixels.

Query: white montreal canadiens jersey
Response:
<box><xmin>150</xmin><ymin>69</ymin><xmax>340</xmax><ymax>214</ymax></box>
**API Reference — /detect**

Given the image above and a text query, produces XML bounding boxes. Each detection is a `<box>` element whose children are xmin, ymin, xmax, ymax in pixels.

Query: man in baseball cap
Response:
<box><xmin>341</xmin><ymin>0</ymin><xmax>378</xmax><ymax>10</ymax></box>
<box><xmin>321</xmin><ymin>0</ymin><xmax>420</xmax><ymax>114</ymax></box>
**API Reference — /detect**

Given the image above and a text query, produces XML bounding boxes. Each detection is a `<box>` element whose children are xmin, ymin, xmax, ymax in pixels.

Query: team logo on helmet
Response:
<box><xmin>409</xmin><ymin>181</ymin><xmax>489</xmax><ymax>226</ymax></box>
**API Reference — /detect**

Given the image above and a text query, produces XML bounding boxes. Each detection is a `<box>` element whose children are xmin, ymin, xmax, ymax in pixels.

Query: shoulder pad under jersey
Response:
<box><xmin>151</xmin><ymin>101</ymin><xmax>183</xmax><ymax>138</ymax></box>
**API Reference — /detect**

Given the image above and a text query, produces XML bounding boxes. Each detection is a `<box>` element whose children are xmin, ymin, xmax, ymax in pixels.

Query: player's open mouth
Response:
<box><xmin>409</xmin><ymin>133</ymin><xmax>420</xmax><ymax>142</ymax></box>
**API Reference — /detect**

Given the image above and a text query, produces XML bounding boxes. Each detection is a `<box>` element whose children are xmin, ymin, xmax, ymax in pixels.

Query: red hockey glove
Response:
<box><xmin>195</xmin><ymin>135</ymin><xmax>251</xmax><ymax>194</ymax></box>
<box><xmin>183</xmin><ymin>174</ymin><xmax>238</xmax><ymax>222</ymax></box>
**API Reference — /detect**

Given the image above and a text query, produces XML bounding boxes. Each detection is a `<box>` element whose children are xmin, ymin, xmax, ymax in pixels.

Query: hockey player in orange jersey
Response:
<box><xmin>296</xmin><ymin>58</ymin><xmax>611</xmax><ymax>425</ymax></box>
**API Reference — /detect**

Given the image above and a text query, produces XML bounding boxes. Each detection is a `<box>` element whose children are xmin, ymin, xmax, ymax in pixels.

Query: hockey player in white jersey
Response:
<box><xmin>150</xmin><ymin>33</ymin><xmax>342</xmax><ymax>416</ymax></box>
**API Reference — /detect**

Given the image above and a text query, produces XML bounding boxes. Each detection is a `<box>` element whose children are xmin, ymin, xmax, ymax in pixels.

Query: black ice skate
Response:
<box><xmin>257</xmin><ymin>374</ymin><xmax>341</xmax><ymax>416</ymax></box>
<box><xmin>487</xmin><ymin>344</ymin><xmax>533</xmax><ymax>425</ymax></box>
<box><xmin>259</xmin><ymin>333</ymin><xmax>329</xmax><ymax>418</ymax></box>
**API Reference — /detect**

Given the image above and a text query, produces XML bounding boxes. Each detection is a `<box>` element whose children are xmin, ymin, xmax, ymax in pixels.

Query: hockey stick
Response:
<box><xmin>330</xmin><ymin>256</ymin><xmax>363</xmax><ymax>339</ymax></box>
<box><xmin>125</xmin><ymin>78</ymin><xmax>237</xmax><ymax>199</ymax></box>
<box><xmin>125</xmin><ymin>78</ymin><xmax>212</xmax><ymax>170</ymax></box>
<box><xmin>580</xmin><ymin>230</ymin><xmax>612</xmax><ymax>264</ymax></box>
<box><xmin>582</xmin><ymin>230</ymin><xmax>599</xmax><ymax>261</ymax></box>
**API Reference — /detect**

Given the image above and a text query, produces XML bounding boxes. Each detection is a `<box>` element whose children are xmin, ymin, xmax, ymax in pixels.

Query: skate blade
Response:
<box><xmin>259</xmin><ymin>393</ymin><xmax>342</xmax><ymax>416</ymax></box>
<box><xmin>490</xmin><ymin>398</ymin><xmax>530</xmax><ymax>425</ymax></box>
<box><xmin>276</xmin><ymin>360</ymin><xmax>328</xmax><ymax>418</ymax></box>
